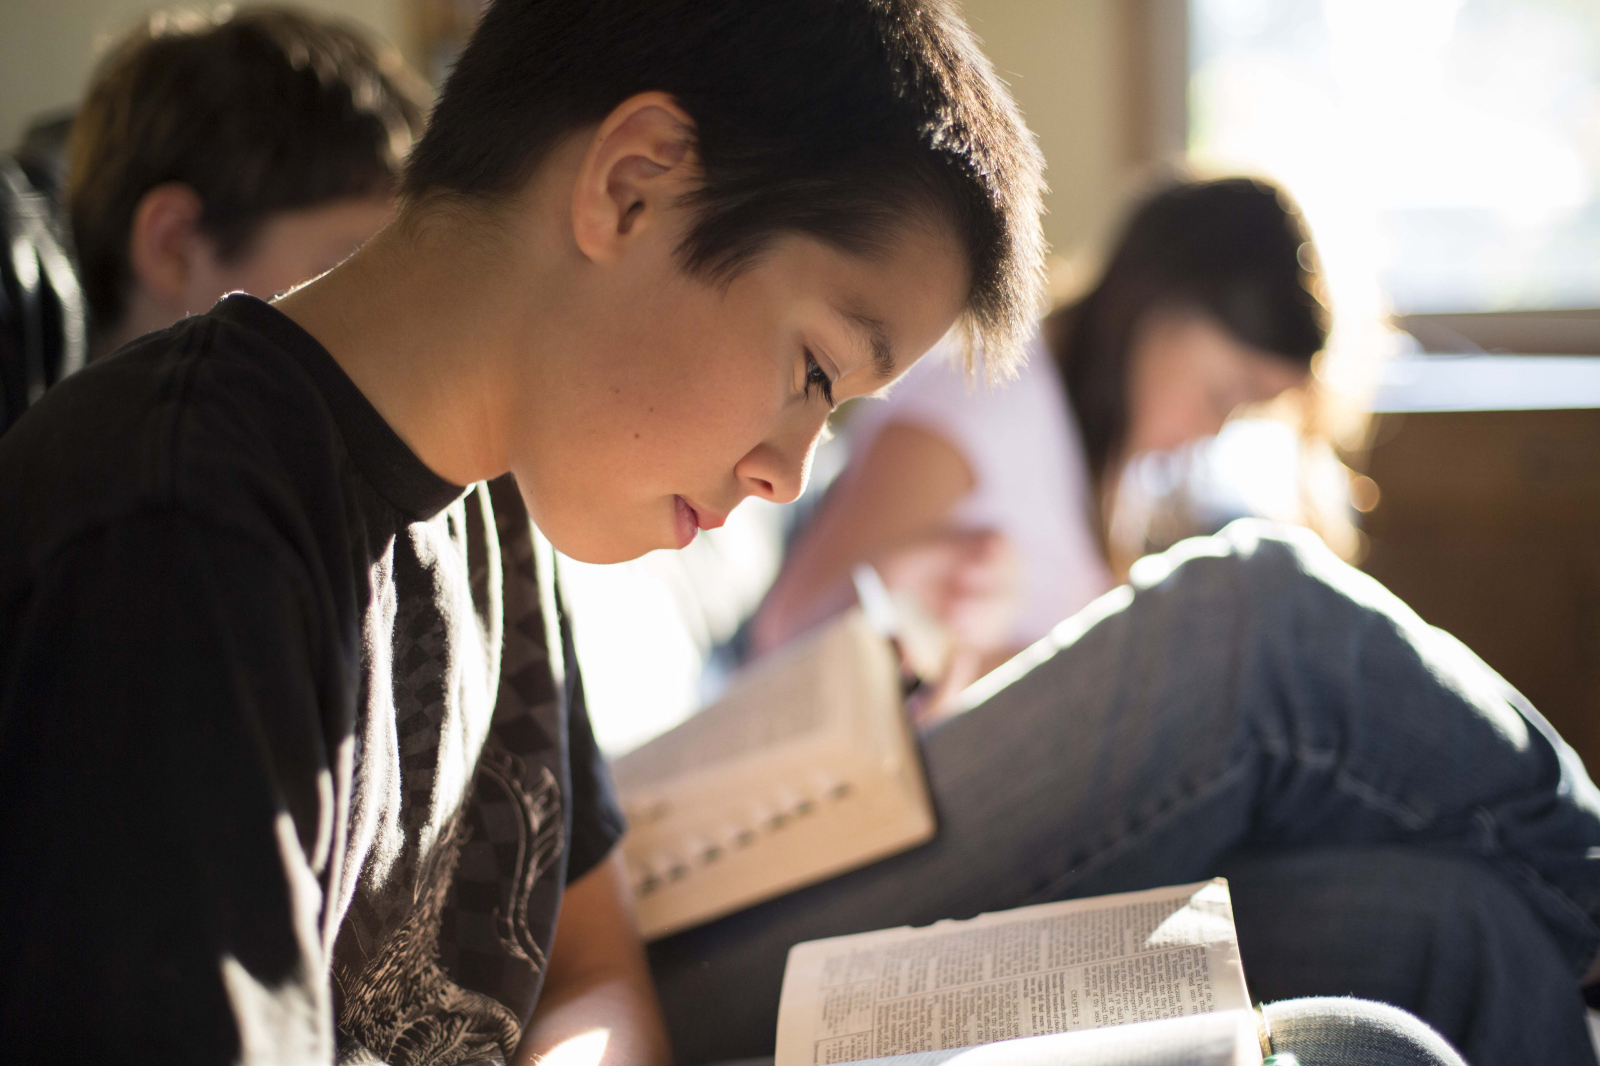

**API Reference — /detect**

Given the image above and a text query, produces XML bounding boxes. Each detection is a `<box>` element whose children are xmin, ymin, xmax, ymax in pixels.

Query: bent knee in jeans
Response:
<box><xmin>1266</xmin><ymin>998</ymin><xmax>1465</xmax><ymax>1066</ymax></box>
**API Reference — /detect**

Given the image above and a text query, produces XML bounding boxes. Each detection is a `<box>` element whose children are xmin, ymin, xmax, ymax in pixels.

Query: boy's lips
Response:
<box><xmin>671</xmin><ymin>495</ymin><xmax>727</xmax><ymax>548</ymax></box>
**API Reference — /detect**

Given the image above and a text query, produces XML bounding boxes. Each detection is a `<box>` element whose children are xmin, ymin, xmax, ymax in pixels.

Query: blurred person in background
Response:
<box><xmin>1</xmin><ymin>130</ymin><xmax>85</xmax><ymax>437</ymax></box>
<box><xmin>66</xmin><ymin>5</ymin><xmax>428</xmax><ymax>360</ymax></box>
<box><xmin>754</xmin><ymin>177</ymin><xmax>1328</xmax><ymax>705</ymax></box>
<box><xmin>659</xmin><ymin>176</ymin><xmax>1600</xmax><ymax>1066</ymax></box>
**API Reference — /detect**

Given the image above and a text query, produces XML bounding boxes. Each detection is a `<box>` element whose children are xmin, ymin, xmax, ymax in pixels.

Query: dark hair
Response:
<box><xmin>1044</xmin><ymin>176</ymin><xmax>1329</xmax><ymax>483</ymax></box>
<box><xmin>67</xmin><ymin>6</ymin><xmax>429</xmax><ymax>335</ymax></box>
<box><xmin>404</xmin><ymin>0</ymin><xmax>1046</xmax><ymax>372</ymax></box>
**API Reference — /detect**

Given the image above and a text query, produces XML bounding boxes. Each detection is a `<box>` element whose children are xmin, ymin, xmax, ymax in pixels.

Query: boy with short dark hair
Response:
<box><xmin>0</xmin><ymin>1</ymin><xmax>1039</xmax><ymax>1061</ymax></box>
<box><xmin>2</xmin><ymin>1</ymin><xmax>1598</xmax><ymax>1065</ymax></box>
<box><xmin>67</xmin><ymin>6</ymin><xmax>427</xmax><ymax>356</ymax></box>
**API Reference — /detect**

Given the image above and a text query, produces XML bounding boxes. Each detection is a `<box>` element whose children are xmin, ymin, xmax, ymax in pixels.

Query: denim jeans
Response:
<box><xmin>648</xmin><ymin>522</ymin><xmax>1600</xmax><ymax>1066</ymax></box>
<box><xmin>1263</xmin><ymin>999</ymin><xmax>1466</xmax><ymax>1066</ymax></box>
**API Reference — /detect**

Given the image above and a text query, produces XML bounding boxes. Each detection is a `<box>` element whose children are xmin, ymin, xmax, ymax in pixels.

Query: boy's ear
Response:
<box><xmin>571</xmin><ymin>92</ymin><xmax>697</xmax><ymax>264</ymax></box>
<box><xmin>127</xmin><ymin>182</ymin><xmax>209</xmax><ymax>311</ymax></box>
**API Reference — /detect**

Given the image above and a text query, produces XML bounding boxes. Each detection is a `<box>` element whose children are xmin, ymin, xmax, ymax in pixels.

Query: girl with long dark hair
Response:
<box><xmin>754</xmin><ymin>176</ymin><xmax>1330</xmax><ymax>677</ymax></box>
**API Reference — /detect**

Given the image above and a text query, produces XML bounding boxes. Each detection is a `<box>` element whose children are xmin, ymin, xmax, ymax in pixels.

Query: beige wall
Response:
<box><xmin>959</xmin><ymin>0</ymin><xmax>1190</xmax><ymax>262</ymax></box>
<box><xmin>0</xmin><ymin>0</ymin><xmax>408</xmax><ymax>152</ymax></box>
<box><xmin>959</xmin><ymin>0</ymin><xmax>1133</xmax><ymax>258</ymax></box>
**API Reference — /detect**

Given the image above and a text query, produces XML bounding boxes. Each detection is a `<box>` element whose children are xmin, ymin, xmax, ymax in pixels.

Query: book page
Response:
<box><xmin>836</xmin><ymin>1011</ymin><xmax>1261</xmax><ymax>1066</ymax></box>
<box><xmin>612</xmin><ymin>610</ymin><xmax>936</xmax><ymax>939</ymax></box>
<box><xmin>775</xmin><ymin>881</ymin><xmax>1250</xmax><ymax>1066</ymax></box>
<box><xmin>611</xmin><ymin>633</ymin><xmax>836</xmax><ymax>791</ymax></box>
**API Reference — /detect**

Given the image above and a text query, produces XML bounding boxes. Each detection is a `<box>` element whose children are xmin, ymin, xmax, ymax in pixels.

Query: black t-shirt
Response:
<box><xmin>0</xmin><ymin>295</ymin><xmax>625</xmax><ymax>1065</ymax></box>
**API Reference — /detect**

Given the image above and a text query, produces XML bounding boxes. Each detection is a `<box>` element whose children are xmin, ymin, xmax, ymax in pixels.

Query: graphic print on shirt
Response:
<box><xmin>334</xmin><ymin>479</ymin><xmax>570</xmax><ymax>1066</ymax></box>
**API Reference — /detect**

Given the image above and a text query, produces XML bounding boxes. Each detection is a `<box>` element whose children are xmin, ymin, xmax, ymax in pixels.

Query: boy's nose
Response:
<box><xmin>735</xmin><ymin>439</ymin><xmax>809</xmax><ymax>504</ymax></box>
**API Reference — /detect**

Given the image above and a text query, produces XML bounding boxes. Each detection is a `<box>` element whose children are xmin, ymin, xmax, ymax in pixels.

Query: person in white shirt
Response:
<box><xmin>753</xmin><ymin>177</ymin><xmax>1325</xmax><ymax>707</ymax></box>
<box><xmin>654</xmin><ymin>179</ymin><xmax>1600</xmax><ymax>1066</ymax></box>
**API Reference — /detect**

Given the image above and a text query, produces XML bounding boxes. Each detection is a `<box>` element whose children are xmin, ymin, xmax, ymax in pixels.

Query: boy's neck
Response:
<box><xmin>274</xmin><ymin>206</ymin><xmax>563</xmax><ymax>489</ymax></box>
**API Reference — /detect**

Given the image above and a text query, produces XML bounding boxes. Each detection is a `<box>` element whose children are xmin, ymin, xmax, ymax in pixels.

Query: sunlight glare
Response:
<box><xmin>538</xmin><ymin>1028</ymin><xmax>611</xmax><ymax>1066</ymax></box>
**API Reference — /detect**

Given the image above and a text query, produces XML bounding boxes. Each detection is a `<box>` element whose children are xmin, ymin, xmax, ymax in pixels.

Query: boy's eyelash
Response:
<box><xmin>803</xmin><ymin>349</ymin><xmax>836</xmax><ymax>407</ymax></box>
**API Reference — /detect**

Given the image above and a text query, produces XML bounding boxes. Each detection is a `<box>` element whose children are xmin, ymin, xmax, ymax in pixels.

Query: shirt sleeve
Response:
<box><xmin>852</xmin><ymin>340</ymin><xmax>1039</xmax><ymax>499</ymax></box>
<box><xmin>846</xmin><ymin>333</ymin><xmax>1116</xmax><ymax>645</ymax></box>
<box><xmin>0</xmin><ymin>510</ymin><xmax>336</xmax><ymax>1064</ymax></box>
<box><xmin>843</xmin><ymin>337</ymin><xmax>973</xmax><ymax>457</ymax></box>
<box><xmin>562</xmin><ymin>636</ymin><xmax>627</xmax><ymax>884</ymax></box>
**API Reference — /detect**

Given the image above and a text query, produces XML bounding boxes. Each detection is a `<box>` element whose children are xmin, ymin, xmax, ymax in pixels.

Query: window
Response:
<box><xmin>1190</xmin><ymin>0</ymin><xmax>1600</xmax><ymax>316</ymax></box>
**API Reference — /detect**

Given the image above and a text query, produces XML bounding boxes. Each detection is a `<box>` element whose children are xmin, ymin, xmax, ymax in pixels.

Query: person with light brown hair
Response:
<box><xmin>67</xmin><ymin>5</ymin><xmax>427</xmax><ymax>357</ymax></box>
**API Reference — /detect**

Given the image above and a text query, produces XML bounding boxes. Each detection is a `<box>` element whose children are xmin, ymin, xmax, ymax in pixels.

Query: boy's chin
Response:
<box><xmin>547</xmin><ymin>536</ymin><xmax>653</xmax><ymax>566</ymax></box>
<box><xmin>514</xmin><ymin>483</ymin><xmax>663</xmax><ymax>564</ymax></box>
<box><xmin>539</xmin><ymin>517</ymin><xmax>674</xmax><ymax>566</ymax></box>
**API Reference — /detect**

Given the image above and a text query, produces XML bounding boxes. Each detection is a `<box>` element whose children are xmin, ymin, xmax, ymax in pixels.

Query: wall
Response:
<box><xmin>957</xmin><ymin>0</ymin><xmax>1123</xmax><ymax>258</ymax></box>
<box><xmin>957</xmin><ymin>0</ymin><xmax>1183</xmax><ymax>260</ymax></box>
<box><xmin>0</xmin><ymin>0</ymin><xmax>407</xmax><ymax>152</ymax></box>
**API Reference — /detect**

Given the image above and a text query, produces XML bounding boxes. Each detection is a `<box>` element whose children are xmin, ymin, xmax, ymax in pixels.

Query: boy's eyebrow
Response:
<box><xmin>838</xmin><ymin>307</ymin><xmax>896</xmax><ymax>381</ymax></box>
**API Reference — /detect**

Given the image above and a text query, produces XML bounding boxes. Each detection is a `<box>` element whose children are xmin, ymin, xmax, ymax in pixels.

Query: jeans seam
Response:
<box><xmin>1471</xmin><ymin>806</ymin><xmax>1600</xmax><ymax>978</ymax></box>
<box><xmin>1270</xmin><ymin>719</ymin><xmax>1435</xmax><ymax>832</ymax></box>
<box><xmin>1024</xmin><ymin>754</ymin><xmax>1255</xmax><ymax>906</ymax></box>
<box><xmin>1329</xmin><ymin>766</ymin><xmax>1433</xmax><ymax>832</ymax></box>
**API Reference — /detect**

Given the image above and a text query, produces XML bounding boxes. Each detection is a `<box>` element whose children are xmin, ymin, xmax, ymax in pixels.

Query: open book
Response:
<box><xmin>612</xmin><ymin>608</ymin><xmax>936</xmax><ymax>940</ymax></box>
<box><xmin>775</xmin><ymin>880</ymin><xmax>1262</xmax><ymax>1066</ymax></box>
